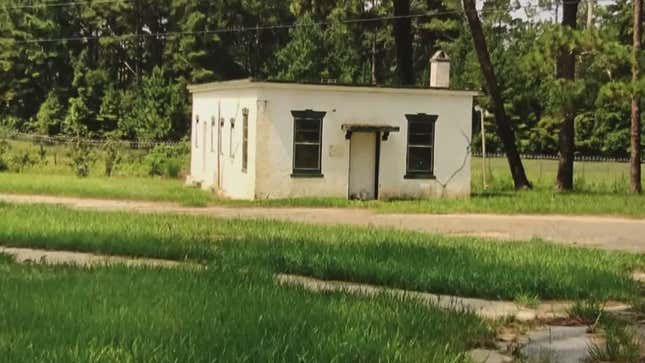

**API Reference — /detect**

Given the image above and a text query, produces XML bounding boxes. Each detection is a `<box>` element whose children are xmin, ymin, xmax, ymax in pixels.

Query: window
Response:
<box><xmin>405</xmin><ymin>113</ymin><xmax>438</xmax><ymax>178</ymax></box>
<box><xmin>194</xmin><ymin>115</ymin><xmax>199</xmax><ymax>148</ymax></box>
<box><xmin>229</xmin><ymin>118</ymin><xmax>235</xmax><ymax>157</ymax></box>
<box><xmin>291</xmin><ymin>110</ymin><xmax>326</xmax><ymax>177</ymax></box>
<box><xmin>210</xmin><ymin>117</ymin><xmax>216</xmax><ymax>152</ymax></box>
<box><xmin>242</xmin><ymin>108</ymin><xmax>249</xmax><ymax>172</ymax></box>
<box><xmin>219</xmin><ymin>118</ymin><xmax>224</xmax><ymax>155</ymax></box>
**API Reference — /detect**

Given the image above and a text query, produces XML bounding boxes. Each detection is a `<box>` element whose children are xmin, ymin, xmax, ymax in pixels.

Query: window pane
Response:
<box><xmin>295</xmin><ymin>130</ymin><xmax>320</xmax><ymax>143</ymax></box>
<box><xmin>295</xmin><ymin>144</ymin><xmax>320</xmax><ymax>170</ymax></box>
<box><xmin>409</xmin><ymin>121</ymin><xmax>433</xmax><ymax>134</ymax></box>
<box><xmin>408</xmin><ymin>132</ymin><xmax>432</xmax><ymax>145</ymax></box>
<box><xmin>407</xmin><ymin>147</ymin><xmax>433</xmax><ymax>172</ymax></box>
<box><xmin>295</xmin><ymin>118</ymin><xmax>320</xmax><ymax>132</ymax></box>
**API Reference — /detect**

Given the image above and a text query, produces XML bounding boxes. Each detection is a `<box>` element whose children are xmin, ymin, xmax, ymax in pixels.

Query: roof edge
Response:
<box><xmin>187</xmin><ymin>78</ymin><xmax>480</xmax><ymax>97</ymax></box>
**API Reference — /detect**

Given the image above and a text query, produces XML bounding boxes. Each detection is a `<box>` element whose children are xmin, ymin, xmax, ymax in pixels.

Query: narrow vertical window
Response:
<box><xmin>210</xmin><ymin>117</ymin><xmax>216</xmax><ymax>152</ymax></box>
<box><xmin>242</xmin><ymin>108</ymin><xmax>249</xmax><ymax>172</ymax></box>
<box><xmin>194</xmin><ymin>116</ymin><xmax>199</xmax><ymax>148</ymax></box>
<box><xmin>219</xmin><ymin>118</ymin><xmax>224</xmax><ymax>155</ymax></box>
<box><xmin>291</xmin><ymin>110</ymin><xmax>326</xmax><ymax>177</ymax></box>
<box><xmin>405</xmin><ymin>113</ymin><xmax>438</xmax><ymax>178</ymax></box>
<box><xmin>229</xmin><ymin>118</ymin><xmax>235</xmax><ymax>157</ymax></box>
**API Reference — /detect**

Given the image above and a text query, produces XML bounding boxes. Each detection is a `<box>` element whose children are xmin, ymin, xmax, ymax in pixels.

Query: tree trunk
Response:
<box><xmin>393</xmin><ymin>0</ymin><xmax>414</xmax><ymax>85</ymax></box>
<box><xmin>462</xmin><ymin>0</ymin><xmax>532</xmax><ymax>189</ymax></box>
<box><xmin>631</xmin><ymin>0</ymin><xmax>643</xmax><ymax>193</ymax></box>
<box><xmin>586</xmin><ymin>0</ymin><xmax>594</xmax><ymax>29</ymax></box>
<box><xmin>556</xmin><ymin>0</ymin><xmax>580</xmax><ymax>191</ymax></box>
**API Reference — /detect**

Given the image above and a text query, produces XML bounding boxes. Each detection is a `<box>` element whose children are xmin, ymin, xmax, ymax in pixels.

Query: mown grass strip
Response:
<box><xmin>0</xmin><ymin>203</ymin><xmax>642</xmax><ymax>301</ymax></box>
<box><xmin>1</xmin><ymin>156</ymin><xmax>645</xmax><ymax>216</ymax></box>
<box><xmin>0</xmin><ymin>173</ymin><xmax>213</xmax><ymax>206</ymax></box>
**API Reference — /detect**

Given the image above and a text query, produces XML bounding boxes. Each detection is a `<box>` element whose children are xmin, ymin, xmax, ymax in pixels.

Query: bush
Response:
<box><xmin>144</xmin><ymin>143</ymin><xmax>188</xmax><ymax>178</ymax></box>
<box><xmin>68</xmin><ymin>138</ymin><xmax>96</xmax><ymax>177</ymax></box>
<box><xmin>9</xmin><ymin>150</ymin><xmax>36</xmax><ymax>173</ymax></box>
<box><xmin>102</xmin><ymin>139</ymin><xmax>121</xmax><ymax>177</ymax></box>
<box><xmin>0</xmin><ymin>138</ymin><xmax>10</xmax><ymax>171</ymax></box>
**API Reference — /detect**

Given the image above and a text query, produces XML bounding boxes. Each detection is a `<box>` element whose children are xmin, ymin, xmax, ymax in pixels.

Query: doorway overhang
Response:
<box><xmin>341</xmin><ymin>124</ymin><xmax>400</xmax><ymax>141</ymax></box>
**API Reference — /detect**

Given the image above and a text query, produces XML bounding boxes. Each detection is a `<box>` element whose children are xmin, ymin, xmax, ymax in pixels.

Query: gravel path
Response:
<box><xmin>2</xmin><ymin>193</ymin><xmax>645</xmax><ymax>253</ymax></box>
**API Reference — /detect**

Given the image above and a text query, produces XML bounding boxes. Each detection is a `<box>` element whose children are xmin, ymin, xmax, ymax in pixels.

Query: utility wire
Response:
<box><xmin>0</xmin><ymin>0</ymin><xmax>616</xmax><ymax>10</ymax></box>
<box><xmin>1</xmin><ymin>0</ymin><xmax>129</xmax><ymax>10</ymax></box>
<box><xmin>0</xmin><ymin>0</ymin><xmax>619</xmax><ymax>44</ymax></box>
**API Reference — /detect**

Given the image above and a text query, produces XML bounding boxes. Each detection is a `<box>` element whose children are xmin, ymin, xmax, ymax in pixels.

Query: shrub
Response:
<box><xmin>9</xmin><ymin>150</ymin><xmax>36</xmax><ymax>173</ymax></box>
<box><xmin>0</xmin><ymin>138</ymin><xmax>10</xmax><ymax>171</ymax></box>
<box><xmin>144</xmin><ymin>143</ymin><xmax>188</xmax><ymax>178</ymax></box>
<box><xmin>102</xmin><ymin>139</ymin><xmax>121</xmax><ymax>177</ymax></box>
<box><xmin>68</xmin><ymin>138</ymin><xmax>96</xmax><ymax>177</ymax></box>
<box><xmin>37</xmin><ymin>142</ymin><xmax>48</xmax><ymax>164</ymax></box>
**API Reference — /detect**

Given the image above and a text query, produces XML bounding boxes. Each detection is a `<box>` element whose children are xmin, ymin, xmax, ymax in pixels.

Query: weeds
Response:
<box><xmin>588</xmin><ymin>319</ymin><xmax>641</xmax><ymax>363</ymax></box>
<box><xmin>514</xmin><ymin>293</ymin><xmax>541</xmax><ymax>309</ymax></box>
<box><xmin>568</xmin><ymin>299</ymin><xmax>605</xmax><ymax>325</ymax></box>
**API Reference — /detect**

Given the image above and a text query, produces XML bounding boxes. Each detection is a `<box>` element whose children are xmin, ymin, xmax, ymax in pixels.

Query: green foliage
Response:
<box><xmin>35</xmin><ymin>91</ymin><xmax>65</xmax><ymax>135</ymax></box>
<box><xmin>127</xmin><ymin>67</ymin><xmax>188</xmax><ymax>141</ymax></box>
<box><xmin>0</xmin><ymin>137</ymin><xmax>10</xmax><ymax>171</ymax></box>
<box><xmin>144</xmin><ymin>142</ymin><xmax>189</xmax><ymax>177</ymax></box>
<box><xmin>102</xmin><ymin>139</ymin><xmax>120</xmax><ymax>177</ymax></box>
<box><xmin>8</xmin><ymin>151</ymin><xmax>35</xmax><ymax>173</ymax></box>
<box><xmin>274</xmin><ymin>15</ymin><xmax>326</xmax><ymax>81</ymax></box>
<box><xmin>67</xmin><ymin>138</ymin><xmax>96</xmax><ymax>177</ymax></box>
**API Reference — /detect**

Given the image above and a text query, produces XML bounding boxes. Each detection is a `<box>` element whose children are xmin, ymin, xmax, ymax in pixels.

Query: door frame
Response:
<box><xmin>347</xmin><ymin>131</ymin><xmax>381</xmax><ymax>200</ymax></box>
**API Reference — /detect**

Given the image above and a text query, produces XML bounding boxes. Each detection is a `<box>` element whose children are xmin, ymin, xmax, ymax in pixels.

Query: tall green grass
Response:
<box><xmin>0</xmin><ymin>203</ymin><xmax>641</xmax><ymax>301</ymax></box>
<box><xmin>0</xmin><ymin>260</ymin><xmax>493</xmax><ymax>362</ymax></box>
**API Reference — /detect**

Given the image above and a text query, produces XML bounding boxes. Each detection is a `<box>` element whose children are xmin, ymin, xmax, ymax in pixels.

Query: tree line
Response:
<box><xmin>0</xmin><ymin>0</ymin><xmax>643</xmax><ymax>191</ymax></box>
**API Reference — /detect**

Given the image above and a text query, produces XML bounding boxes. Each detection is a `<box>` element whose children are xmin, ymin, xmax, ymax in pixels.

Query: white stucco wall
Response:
<box><xmin>188</xmin><ymin>88</ymin><xmax>257</xmax><ymax>199</ymax></box>
<box><xmin>189</xmin><ymin>80</ymin><xmax>474</xmax><ymax>200</ymax></box>
<box><xmin>254</xmin><ymin>85</ymin><xmax>473</xmax><ymax>200</ymax></box>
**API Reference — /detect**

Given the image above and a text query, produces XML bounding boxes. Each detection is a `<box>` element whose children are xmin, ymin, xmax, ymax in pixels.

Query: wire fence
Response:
<box><xmin>472</xmin><ymin>152</ymin><xmax>643</xmax><ymax>163</ymax></box>
<box><xmin>4</xmin><ymin>132</ymin><xmax>185</xmax><ymax>149</ymax></box>
<box><xmin>4</xmin><ymin>132</ymin><xmax>642</xmax><ymax>163</ymax></box>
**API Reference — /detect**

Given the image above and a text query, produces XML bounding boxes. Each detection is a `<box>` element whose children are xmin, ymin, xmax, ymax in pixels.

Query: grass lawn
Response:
<box><xmin>1</xmin><ymin>203</ymin><xmax>643</xmax><ymax>361</ymax></box>
<box><xmin>1</xmin><ymin>157</ymin><xmax>645</xmax><ymax>216</ymax></box>
<box><xmin>0</xmin><ymin>203</ymin><xmax>642</xmax><ymax>301</ymax></box>
<box><xmin>0</xmin><ymin>256</ymin><xmax>492</xmax><ymax>362</ymax></box>
<box><xmin>0</xmin><ymin>173</ymin><xmax>214</xmax><ymax>206</ymax></box>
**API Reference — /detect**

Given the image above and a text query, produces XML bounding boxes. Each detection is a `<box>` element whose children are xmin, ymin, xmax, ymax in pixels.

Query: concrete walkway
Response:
<box><xmin>276</xmin><ymin>273</ymin><xmax>575</xmax><ymax>321</ymax></box>
<box><xmin>2</xmin><ymin>194</ymin><xmax>645</xmax><ymax>253</ymax></box>
<box><xmin>0</xmin><ymin>246</ymin><xmax>186</xmax><ymax>268</ymax></box>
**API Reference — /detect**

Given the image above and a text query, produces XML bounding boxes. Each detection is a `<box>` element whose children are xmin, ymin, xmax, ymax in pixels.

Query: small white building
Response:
<box><xmin>187</xmin><ymin>59</ymin><xmax>476</xmax><ymax>200</ymax></box>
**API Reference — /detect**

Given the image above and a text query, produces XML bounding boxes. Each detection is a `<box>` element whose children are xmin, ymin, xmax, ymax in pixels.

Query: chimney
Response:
<box><xmin>429</xmin><ymin>50</ymin><xmax>450</xmax><ymax>88</ymax></box>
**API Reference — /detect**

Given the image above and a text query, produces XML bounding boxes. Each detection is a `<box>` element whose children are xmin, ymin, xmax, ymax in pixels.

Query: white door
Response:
<box><xmin>349</xmin><ymin>132</ymin><xmax>377</xmax><ymax>200</ymax></box>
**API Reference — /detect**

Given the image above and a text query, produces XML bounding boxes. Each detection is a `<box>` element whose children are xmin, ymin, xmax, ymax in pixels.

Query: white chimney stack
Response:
<box><xmin>430</xmin><ymin>50</ymin><xmax>450</xmax><ymax>88</ymax></box>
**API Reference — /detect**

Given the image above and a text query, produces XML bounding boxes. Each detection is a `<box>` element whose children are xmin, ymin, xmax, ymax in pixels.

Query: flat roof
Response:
<box><xmin>187</xmin><ymin>78</ymin><xmax>479</xmax><ymax>97</ymax></box>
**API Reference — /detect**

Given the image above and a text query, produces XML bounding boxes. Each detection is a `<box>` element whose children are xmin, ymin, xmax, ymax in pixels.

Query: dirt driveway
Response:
<box><xmin>1</xmin><ymin>193</ymin><xmax>644</xmax><ymax>253</ymax></box>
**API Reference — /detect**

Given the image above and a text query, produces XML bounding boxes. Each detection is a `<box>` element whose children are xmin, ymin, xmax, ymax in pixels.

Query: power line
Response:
<box><xmin>1</xmin><ymin>0</ymin><xmax>129</xmax><ymax>10</ymax></box>
<box><xmin>0</xmin><ymin>11</ymin><xmax>471</xmax><ymax>45</ymax></box>
<box><xmin>0</xmin><ymin>0</ymin><xmax>619</xmax><ymax>45</ymax></box>
<box><xmin>0</xmin><ymin>0</ymin><xmax>616</xmax><ymax>10</ymax></box>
